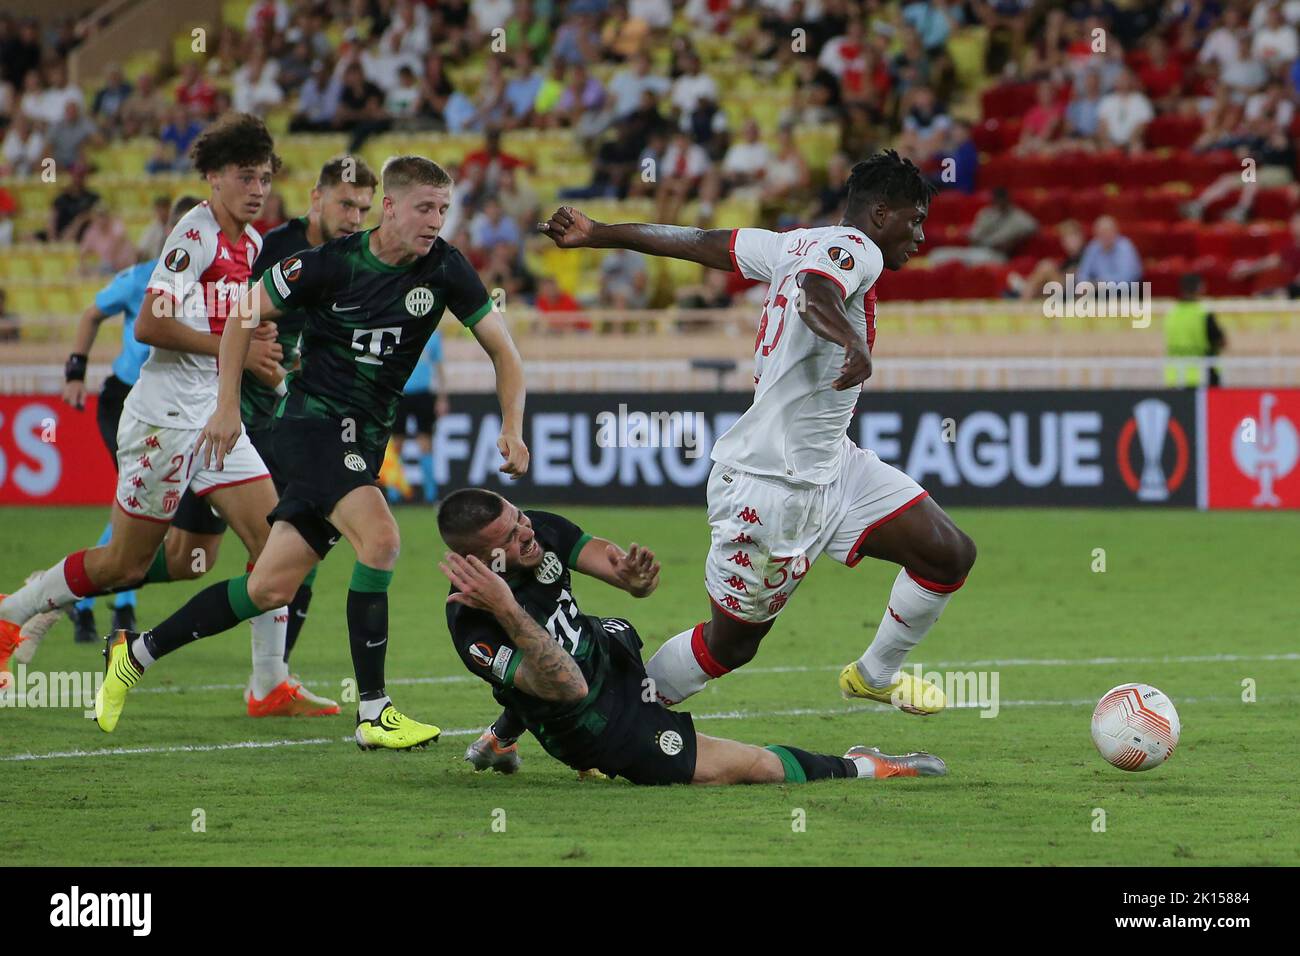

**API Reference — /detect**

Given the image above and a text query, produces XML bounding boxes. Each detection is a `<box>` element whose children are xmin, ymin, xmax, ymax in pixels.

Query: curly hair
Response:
<box><xmin>188</xmin><ymin>112</ymin><xmax>282</xmax><ymax>175</ymax></box>
<box><xmin>844</xmin><ymin>149</ymin><xmax>938</xmax><ymax>216</ymax></box>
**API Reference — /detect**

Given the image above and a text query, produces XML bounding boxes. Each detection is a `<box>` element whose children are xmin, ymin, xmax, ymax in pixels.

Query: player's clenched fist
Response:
<box><xmin>537</xmin><ymin>206</ymin><xmax>596</xmax><ymax>248</ymax></box>
<box><xmin>498</xmin><ymin>432</ymin><xmax>530</xmax><ymax>478</ymax></box>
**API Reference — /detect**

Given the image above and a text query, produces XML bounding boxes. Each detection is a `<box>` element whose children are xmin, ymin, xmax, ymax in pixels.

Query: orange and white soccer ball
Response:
<box><xmin>1090</xmin><ymin>683</ymin><xmax>1181</xmax><ymax>772</ymax></box>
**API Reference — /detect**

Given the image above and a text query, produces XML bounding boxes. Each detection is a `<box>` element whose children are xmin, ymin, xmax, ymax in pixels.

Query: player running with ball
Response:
<box><xmin>94</xmin><ymin>156</ymin><xmax>530</xmax><ymax>751</ymax></box>
<box><xmin>538</xmin><ymin>150</ymin><xmax>976</xmax><ymax>715</ymax></box>
<box><xmin>441</xmin><ymin>489</ymin><xmax>946</xmax><ymax>786</ymax></box>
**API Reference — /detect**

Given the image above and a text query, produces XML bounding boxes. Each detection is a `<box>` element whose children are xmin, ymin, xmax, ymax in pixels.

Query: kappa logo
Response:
<box><xmin>218</xmin><ymin>246</ymin><xmax>231</xmax><ymax>260</ymax></box>
<box><xmin>468</xmin><ymin>642</ymin><xmax>494</xmax><ymax>667</ymax></box>
<box><xmin>534</xmin><ymin>551</ymin><xmax>563</xmax><ymax>584</ymax></box>
<box><xmin>826</xmin><ymin>246</ymin><xmax>855</xmax><ymax>271</ymax></box>
<box><xmin>163</xmin><ymin>248</ymin><xmax>190</xmax><ymax>272</ymax></box>
<box><xmin>405</xmin><ymin>287</ymin><xmax>435</xmax><ymax>317</ymax></box>
<box><xmin>184</xmin><ymin>229</ymin><xmax>201</xmax><ymax>242</ymax></box>
<box><xmin>343</xmin><ymin>453</ymin><xmax>367</xmax><ymax>472</ymax></box>
<box><xmin>657</xmin><ymin>730</ymin><xmax>684</xmax><ymax>756</ymax></box>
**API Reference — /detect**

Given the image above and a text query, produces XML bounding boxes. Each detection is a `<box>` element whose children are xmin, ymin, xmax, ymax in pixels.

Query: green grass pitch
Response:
<box><xmin>1</xmin><ymin>504</ymin><xmax>1296</xmax><ymax>866</ymax></box>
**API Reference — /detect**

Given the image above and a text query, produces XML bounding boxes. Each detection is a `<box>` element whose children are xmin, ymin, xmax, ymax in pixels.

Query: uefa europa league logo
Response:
<box><xmin>1133</xmin><ymin>399</ymin><xmax>1171</xmax><ymax>501</ymax></box>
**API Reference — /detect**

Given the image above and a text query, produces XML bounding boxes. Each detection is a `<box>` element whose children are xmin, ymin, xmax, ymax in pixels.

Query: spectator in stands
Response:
<box><xmin>33</xmin><ymin>62</ymin><xmax>84</xmax><ymax>126</ymax></box>
<box><xmin>721</xmin><ymin>119</ymin><xmax>773</xmax><ymax>198</ymax></box>
<box><xmin>232</xmin><ymin>52</ymin><xmax>284</xmax><ymax>117</ymax></box>
<box><xmin>336</xmin><ymin>61</ymin><xmax>391</xmax><ymax>150</ymax></box>
<box><xmin>246</xmin><ymin>0</ymin><xmax>290</xmax><ymax>37</ymax></box>
<box><xmin>1077</xmin><ymin>215</ymin><xmax>1142</xmax><ymax>285</ymax></box>
<box><xmin>497</xmin><ymin>164</ymin><xmax>540</xmax><ymax>231</ymax></box>
<box><xmin>0</xmin><ymin>288</ymin><xmax>17</xmax><ymax>341</ymax></box>
<box><xmin>148</xmin><ymin>106</ymin><xmax>203</xmax><ymax>173</ymax></box>
<box><xmin>535</xmin><ymin>276</ymin><xmax>588</xmax><ymax>331</ymax></box>
<box><xmin>1192</xmin><ymin>84</ymin><xmax>1244</xmax><ymax>151</ymax></box>
<box><xmin>252</xmin><ymin>191</ymin><xmax>286</xmax><ymax>237</ymax></box>
<box><xmin>676</xmin><ymin>267</ymin><xmax>734</xmax><ymax>312</ymax></box>
<box><xmin>600</xmin><ymin>248</ymin><xmax>650</xmax><ymax>310</ymax></box>
<box><xmin>629</xmin><ymin>0</ymin><xmax>673</xmax><ymax>33</ymax></box>
<box><xmin>806</xmin><ymin>151</ymin><xmax>851</xmax><ymax>225</ymax></box>
<box><xmin>1198</xmin><ymin>6</ymin><xmax>1243</xmax><ymax>75</ymax></box>
<box><xmin>1230</xmin><ymin>211</ymin><xmax>1300</xmax><ymax>296</ymax></box>
<box><xmin>762</xmin><ymin>125</ymin><xmax>811</xmax><ymax>218</ymax></box>
<box><xmin>670</xmin><ymin>51</ymin><xmax>719</xmax><ymax>118</ymax></box>
<box><xmin>903</xmin><ymin>0</ymin><xmax>960</xmax><ymax>55</ymax></box>
<box><xmin>1253</xmin><ymin>5</ymin><xmax>1299</xmax><ymax>64</ymax></box>
<box><xmin>276</xmin><ymin>39</ymin><xmax>315</xmax><ymax>93</ymax></box>
<box><xmin>364</xmin><ymin>28</ymin><xmax>421</xmax><ymax>92</ymax></box>
<box><xmin>461</xmin><ymin>128</ymin><xmax>529</xmax><ymax>191</ymax></box>
<box><xmin>503</xmin><ymin>48</ymin><xmax>543</xmax><ymax>128</ymax></box>
<box><xmin>554</xmin><ymin>62</ymin><xmax>607</xmax><ymax>139</ymax></box>
<box><xmin>78</xmin><ymin>203</ymin><xmax>134</xmax><ymax>276</ymax></box>
<box><xmin>175</xmin><ymin>62</ymin><xmax>218</xmax><ymax>120</ymax></box>
<box><xmin>469</xmin><ymin>196</ymin><xmax>522</xmax><ymax>259</ymax></box>
<box><xmin>1096</xmin><ymin>69</ymin><xmax>1154</xmax><ymax>153</ymax></box>
<box><xmin>820</xmin><ymin>17</ymin><xmax>871</xmax><ymax>99</ymax></box>
<box><xmin>656</xmin><ymin>128</ymin><xmax>719</xmax><ymax>224</ymax></box>
<box><xmin>1015</xmin><ymin>81</ymin><xmax>1065</xmax><ymax>155</ymax></box>
<box><xmin>890</xmin><ymin>25</ymin><xmax>934</xmax><ymax>98</ymax></box>
<box><xmin>941</xmin><ymin>120</ymin><xmax>979</xmax><ymax>193</ymax></box>
<box><xmin>929</xmin><ymin>186</ymin><xmax>1038</xmax><ymax>265</ymax></box>
<box><xmin>1007</xmin><ymin>219</ymin><xmax>1086</xmax><ymax>299</ymax></box>
<box><xmin>43</xmin><ymin>163</ymin><xmax>98</xmax><ymax>242</ymax></box>
<box><xmin>120</xmin><ymin>71</ymin><xmax>168</xmax><ymax>138</ymax></box>
<box><xmin>531</xmin><ymin>59</ymin><xmax>569</xmax><ymax>127</ymax></box>
<box><xmin>1221</xmin><ymin>34</ymin><xmax>1267</xmax><ymax>95</ymax></box>
<box><xmin>416</xmin><ymin>53</ymin><xmax>455</xmax><ymax>128</ymax></box>
<box><xmin>480</xmin><ymin>239</ymin><xmax>532</xmax><ymax>304</ymax></box>
<box><xmin>472</xmin><ymin>0</ymin><xmax>517</xmax><ymax>36</ymax></box>
<box><xmin>505</xmin><ymin>0</ymin><xmax>551</xmax><ymax>58</ymax></box>
<box><xmin>1</xmin><ymin>112</ymin><xmax>45</xmax><ymax>176</ymax></box>
<box><xmin>784</xmin><ymin>53</ymin><xmax>843</xmax><ymax>127</ymax></box>
<box><xmin>290</xmin><ymin>59</ymin><xmax>341</xmax><ymax>132</ymax></box>
<box><xmin>1138</xmin><ymin>37</ymin><xmax>1185</xmax><ymax>111</ymax></box>
<box><xmin>552</xmin><ymin>10</ymin><xmax>602</xmax><ymax>67</ymax></box>
<box><xmin>973</xmin><ymin>0</ymin><xmax>1033</xmax><ymax>76</ymax></box>
<box><xmin>607</xmin><ymin>51</ymin><xmax>670</xmax><ymax>123</ymax></box>
<box><xmin>92</xmin><ymin>64</ymin><xmax>133</xmax><ymax>126</ymax></box>
<box><xmin>603</xmin><ymin>0</ymin><xmax>653</xmax><ymax>60</ymax></box>
<box><xmin>0</xmin><ymin>184</ymin><xmax>16</xmax><ymax>247</ymax></box>
<box><xmin>48</xmin><ymin>99</ymin><xmax>101</xmax><ymax>169</ymax></box>
<box><xmin>1</xmin><ymin>19</ymin><xmax>43</xmax><ymax>91</ymax></box>
<box><xmin>387</xmin><ymin>65</ymin><xmax>424</xmax><ymax>125</ymax></box>
<box><xmin>137</xmin><ymin>195</ymin><xmax>173</xmax><ymax>259</ymax></box>
<box><xmin>898</xmin><ymin>85</ymin><xmax>951</xmax><ymax>162</ymax></box>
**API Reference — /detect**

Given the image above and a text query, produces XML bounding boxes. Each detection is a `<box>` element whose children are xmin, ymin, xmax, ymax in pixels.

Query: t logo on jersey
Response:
<box><xmin>827</xmin><ymin>247</ymin><xmax>854</xmax><ymax>271</ymax></box>
<box><xmin>351</xmin><ymin>327</ymin><xmax>403</xmax><ymax>365</ymax></box>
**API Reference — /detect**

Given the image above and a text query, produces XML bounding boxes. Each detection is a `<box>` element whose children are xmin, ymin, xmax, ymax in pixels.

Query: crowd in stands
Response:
<box><xmin>6</xmin><ymin>0</ymin><xmax>1300</xmax><ymax>326</ymax></box>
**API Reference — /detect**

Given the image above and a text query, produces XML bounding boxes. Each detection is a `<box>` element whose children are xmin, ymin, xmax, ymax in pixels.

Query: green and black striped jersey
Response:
<box><xmin>244</xmin><ymin>216</ymin><xmax>310</xmax><ymax>430</ymax></box>
<box><xmin>260</xmin><ymin>229</ymin><xmax>491</xmax><ymax>453</ymax></box>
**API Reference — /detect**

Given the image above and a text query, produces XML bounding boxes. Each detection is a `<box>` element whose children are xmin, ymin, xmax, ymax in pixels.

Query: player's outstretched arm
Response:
<box><xmin>797</xmin><ymin>272</ymin><xmax>872</xmax><ymax>391</ymax></box>
<box><xmin>538</xmin><ymin>205</ymin><xmax>735</xmax><ymax>272</ymax></box>
<box><xmin>470</xmin><ymin>311</ymin><xmax>530</xmax><ymax>477</ymax></box>
<box><xmin>575</xmin><ymin>537</ymin><xmax>660</xmax><ymax>598</ymax></box>
<box><xmin>195</xmin><ymin>283</ymin><xmax>284</xmax><ymax>470</ymax></box>
<box><xmin>441</xmin><ymin>552</ymin><xmax>588</xmax><ymax>703</ymax></box>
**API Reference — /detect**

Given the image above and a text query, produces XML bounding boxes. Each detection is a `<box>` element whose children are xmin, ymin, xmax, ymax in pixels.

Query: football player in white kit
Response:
<box><xmin>0</xmin><ymin>113</ymin><xmax>337</xmax><ymax>718</ymax></box>
<box><xmin>539</xmin><ymin>151</ymin><xmax>976</xmax><ymax>715</ymax></box>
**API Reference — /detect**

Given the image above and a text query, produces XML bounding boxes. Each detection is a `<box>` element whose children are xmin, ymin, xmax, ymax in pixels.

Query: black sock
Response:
<box><xmin>283</xmin><ymin>584</ymin><xmax>313</xmax><ymax>662</ymax></box>
<box><xmin>143</xmin><ymin>574</ymin><xmax>263</xmax><ymax>660</ymax></box>
<box><xmin>766</xmin><ymin>745</ymin><xmax>856</xmax><ymax>782</ymax></box>
<box><xmin>348</xmin><ymin>563</ymin><xmax>393</xmax><ymax>698</ymax></box>
<box><xmin>491</xmin><ymin>709</ymin><xmax>526</xmax><ymax>743</ymax></box>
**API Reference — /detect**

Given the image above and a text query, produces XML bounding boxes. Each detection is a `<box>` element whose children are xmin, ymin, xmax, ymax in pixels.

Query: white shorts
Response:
<box><xmin>705</xmin><ymin>443</ymin><xmax>928</xmax><ymax>623</ymax></box>
<box><xmin>115</xmin><ymin>409</ymin><xmax>270</xmax><ymax>523</ymax></box>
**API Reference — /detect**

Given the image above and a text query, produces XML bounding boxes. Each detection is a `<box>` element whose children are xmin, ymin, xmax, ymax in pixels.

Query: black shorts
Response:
<box><xmin>266</xmin><ymin>415</ymin><xmax>383</xmax><ymax>558</ymax></box>
<box><xmin>580</xmin><ymin>620</ymin><xmax>699</xmax><ymax>786</ymax></box>
<box><xmin>396</xmin><ymin>390</ymin><xmax>436</xmax><ymax>436</ymax></box>
<box><xmin>247</xmin><ymin>426</ymin><xmax>286</xmax><ymax>495</ymax></box>
<box><xmin>98</xmin><ymin>375</ymin><xmax>227</xmax><ymax>535</ymax></box>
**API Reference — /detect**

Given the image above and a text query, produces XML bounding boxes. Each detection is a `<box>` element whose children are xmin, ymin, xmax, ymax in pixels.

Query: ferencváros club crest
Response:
<box><xmin>534</xmin><ymin>551</ymin><xmax>563</xmax><ymax>584</ymax></box>
<box><xmin>405</xmin><ymin>287</ymin><xmax>434</xmax><ymax>316</ymax></box>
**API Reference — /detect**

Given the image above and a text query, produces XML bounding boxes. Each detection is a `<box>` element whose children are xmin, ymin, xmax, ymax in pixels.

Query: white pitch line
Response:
<box><xmin>23</xmin><ymin>650</ymin><xmax>1295</xmax><ymax>701</ymax></box>
<box><xmin>5</xmin><ymin>693</ymin><xmax>1294</xmax><ymax>763</ymax></box>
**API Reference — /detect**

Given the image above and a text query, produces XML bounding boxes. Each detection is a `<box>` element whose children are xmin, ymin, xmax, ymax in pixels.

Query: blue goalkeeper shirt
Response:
<box><xmin>95</xmin><ymin>260</ymin><xmax>154</xmax><ymax>386</ymax></box>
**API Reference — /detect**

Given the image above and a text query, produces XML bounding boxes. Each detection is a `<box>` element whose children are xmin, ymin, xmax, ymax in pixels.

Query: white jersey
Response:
<box><xmin>712</xmin><ymin>225</ymin><xmax>884</xmax><ymax>485</ymax></box>
<box><xmin>125</xmin><ymin>201</ymin><xmax>261</xmax><ymax>428</ymax></box>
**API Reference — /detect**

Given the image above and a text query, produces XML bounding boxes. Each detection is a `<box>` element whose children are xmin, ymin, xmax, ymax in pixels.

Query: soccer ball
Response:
<box><xmin>1090</xmin><ymin>683</ymin><xmax>1181</xmax><ymax>772</ymax></box>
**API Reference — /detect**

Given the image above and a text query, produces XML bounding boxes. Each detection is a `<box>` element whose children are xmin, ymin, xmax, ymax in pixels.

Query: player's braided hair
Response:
<box><xmin>844</xmin><ymin>149</ymin><xmax>938</xmax><ymax>217</ymax></box>
<box><xmin>188</xmin><ymin>112</ymin><xmax>282</xmax><ymax>175</ymax></box>
<box><xmin>438</xmin><ymin>489</ymin><xmax>506</xmax><ymax>549</ymax></box>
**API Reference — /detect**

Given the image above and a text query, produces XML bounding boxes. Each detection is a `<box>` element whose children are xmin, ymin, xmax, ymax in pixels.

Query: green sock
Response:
<box><xmin>142</xmin><ymin>547</ymin><xmax>170</xmax><ymax>584</ymax></box>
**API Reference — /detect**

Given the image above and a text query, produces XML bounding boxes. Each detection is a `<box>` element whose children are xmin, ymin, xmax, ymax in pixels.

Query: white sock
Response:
<box><xmin>644</xmin><ymin>624</ymin><xmax>719</xmax><ymax>705</ymax></box>
<box><xmin>249</xmin><ymin>607</ymin><xmax>290</xmax><ymax>698</ymax></box>
<box><xmin>847</xmin><ymin>754</ymin><xmax>876</xmax><ymax>778</ymax></box>
<box><xmin>358</xmin><ymin>696</ymin><xmax>390</xmax><ymax>721</ymax></box>
<box><xmin>857</xmin><ymin>569</ymin><xmax>959</xmax><ymax>688</ymax></box>
<box><xmin>1</xmin><ymin>559</ymin><xmax>79</xmax><ymax>624</ymax></box>
<box><xmin>130</xmin><ymin>636</ymin><xmax>155</xmax><ymax>671</ymax></box>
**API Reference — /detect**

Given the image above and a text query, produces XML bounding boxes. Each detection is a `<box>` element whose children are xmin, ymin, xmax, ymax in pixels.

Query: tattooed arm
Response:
<box><xmin>440</xmin><ymin>552</ymin><xmax>588</xmax><ymax>703</ymax></box>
